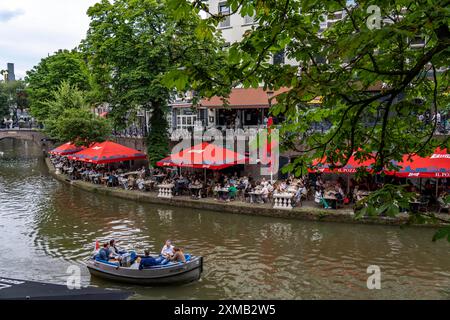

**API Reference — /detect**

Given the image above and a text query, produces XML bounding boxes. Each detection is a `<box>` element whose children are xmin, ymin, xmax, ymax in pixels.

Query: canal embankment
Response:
<box><xmin>45</xmin><ymin>158</ymin><xmax>447</xmax><ymax>228</ymax></box>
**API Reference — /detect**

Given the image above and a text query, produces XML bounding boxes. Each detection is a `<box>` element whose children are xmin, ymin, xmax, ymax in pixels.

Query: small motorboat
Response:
<box><xmin>86</xmin><ymin>253</ymin><xmax>203</xmax><ymax>286</ymax></box>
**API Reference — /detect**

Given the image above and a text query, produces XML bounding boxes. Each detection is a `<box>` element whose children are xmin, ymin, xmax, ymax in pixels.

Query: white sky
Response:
<box><xmin>0</xmin><ymin>0</ymin><xmax>98</xmax><ymax>79</ymax></box>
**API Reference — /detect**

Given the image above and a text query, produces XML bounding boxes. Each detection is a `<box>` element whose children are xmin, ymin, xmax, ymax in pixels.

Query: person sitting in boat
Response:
<box><xmin>138</xmin><ymin>250</ymin><xmax>160</xmax><ymax>270</ymax></box>
<box><xmin>170</xmin><ymin>247</ymin><xmax>186</xmax><ymax>263</ymax></box>
<box><xmin>108</xmin><ymin>239</ymin><xmax>127</xmax><ymax>259</ymax></box>
<box><xmin>97</xmin><ymin>242</ymin><xmax>111</xmax><ymax>261</ymax></box>
<box><xmin>161</xmin><ymin>240</ymin><xmax>174</xmax><ymax>259</ymax></box>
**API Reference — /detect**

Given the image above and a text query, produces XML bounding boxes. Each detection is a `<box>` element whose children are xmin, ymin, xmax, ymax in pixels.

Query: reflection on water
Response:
<box><xmin>0</xmin><ymin>138</ymin><xmax>449</xmax><ymax>299</ymax></box>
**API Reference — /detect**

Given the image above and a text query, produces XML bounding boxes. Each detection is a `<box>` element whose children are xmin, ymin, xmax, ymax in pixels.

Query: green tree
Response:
<box><xmin>166</xmin><ymin>0</ymin><xmax>450</xmax><ymax>238</ymax></box>
<box><xmin>0</xmin><ymin>80</ymin><xmax>28</xmax><ymax>118</ymax></box>
<box><xmin>53</xmin><ymin>108</ymin><xmax>112</xmax><ymax>147</ymax></box>
<box><xmin>43</xmin><ymin>82</ymin><xmax>111</xmax><ymax>146</ymax></box>
<box><xmin>82</xmin><ymin>0</ymin><xmax>225</xmax><ymax>164</ymax></box>
<box><xmin>25</xmin><ymin>49</ymin><xmax>91</xmax><ymax>121</ymax></box>
<box><xmin>0</xmin><ymin>83</ymin><xmax>9</xmax><ymax>120</ymax></box>
<box><xmin>146</xmin><ymin>107</ymin><xmax>169</xmax><ymax>167</ymax></box>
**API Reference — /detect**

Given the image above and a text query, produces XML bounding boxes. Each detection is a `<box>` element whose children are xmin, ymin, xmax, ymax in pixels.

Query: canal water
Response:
<box><xmin>0</xmin><ymin>138</ymin><xmax>449</xmax><ymax>299</ymax></box>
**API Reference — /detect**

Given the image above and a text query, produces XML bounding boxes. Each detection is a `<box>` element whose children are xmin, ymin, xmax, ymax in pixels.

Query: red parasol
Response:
<box><xmin>68</xmin><ymin>141</ymin><xmax>147</xmax><ymax>164</ymax></box>
<box><xmin>386</xmin><ymin>148</ymin><xmax>450</xmax><ymax>178</ymax></box>
<box><xmin>49</xmin><ymin>142</ymin><xmax>85</xmax><ymax>156</ymax></box>
<box><xmin>156</xmin><ymin>142</ymin><xmax>248</xmax><ymax>170</ymax></box>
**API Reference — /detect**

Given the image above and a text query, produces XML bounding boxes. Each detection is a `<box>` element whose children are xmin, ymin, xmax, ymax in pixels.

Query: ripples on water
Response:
<box><xmin>0</xmin><ymin>138</ymin><xmax>449</xmax><ymax>299</ymax></box>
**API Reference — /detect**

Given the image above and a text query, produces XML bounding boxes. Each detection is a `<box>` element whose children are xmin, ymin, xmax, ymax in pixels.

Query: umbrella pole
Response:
<box><xmin>347</xmin><ymin>175</ymin><xmax>350</xmax><ymax>194</ymax></box>
<box><xmin>204</xmin><ymin>168</ymin><xmax>207</xmax><ymax>184</ymax></box>
<box><xmin>270</xmin><ymin>167</ymin><xmax>273</xmax><ymax>184</ymax></box>
<box><xmin>436</xmin><ymin>178</ymin><xmax>439</xmax><ymax>198</ymax></box>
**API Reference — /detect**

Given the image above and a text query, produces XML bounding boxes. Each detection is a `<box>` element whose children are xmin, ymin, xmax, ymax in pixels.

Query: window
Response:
<box><xmin>327</xmin><ymin>12</ymin><xmax>343</xmax><ymax>20</ymax></box>
<box><xmin>243</xmin><ymin>15</ymin><xmax>254</xmax><ymax>25</ymax></box>
<box><xmin>175</xmin><ymin>109</ymin><xmax>198</xmax><ymax>130</ymax></box>
<box><xmin>273</xmin><ymin>50</ymin><xmax>285</xmax><ymax>65</ymax></box>
<box><xmin>410</xmin><ymin>36</ymin><xmax>425</xmax><ymax>47</ymax></box>
<box><xmin>218</xmin><ymin>3</ymin><xmax>230</xmax><ymax>28</ymax></box>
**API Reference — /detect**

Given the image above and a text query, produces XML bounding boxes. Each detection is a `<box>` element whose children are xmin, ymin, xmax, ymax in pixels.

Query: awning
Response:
<box><xmin>156</xmin><ymin>142</ymin><xmax>248</xmax><ymax>170</ymax></box>
<box><xmin>68</xmin><ymin>141</ymin><xmax>147</xmax><ymax>164</ymax></box>
<box><xmin>49</xmin><ymin>142</ymin><xmax>85</xmax><ymax>156</ymax></box>
<box><xmin>387</xmin><ymin>148</ymin><xmax>450</xmax><ymax>178</ymax></box>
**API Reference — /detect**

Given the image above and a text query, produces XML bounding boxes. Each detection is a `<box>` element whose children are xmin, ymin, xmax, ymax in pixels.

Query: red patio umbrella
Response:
<box><xmin>386</xmin><ymin>148</ymin><xmax>450</xmax><ymax>178</ymax></box>
<box><xmin>68</xmin><ymin>141</ymin><xmax>147</xmax><ymax>164</ymax></box>
<box><xmin>156</xmin><ymin>142</ymin><xmax>248</xmax><ymax>170</ymax></box>
<box><xmin>49</xmin><ymin>142</ymin><xmax>85</xmax><ymax>156</ymax></box>
<box><xmin>309</xmin><ymin>152</ymin><xmax>376</xmax><ymax>174</ymax></box>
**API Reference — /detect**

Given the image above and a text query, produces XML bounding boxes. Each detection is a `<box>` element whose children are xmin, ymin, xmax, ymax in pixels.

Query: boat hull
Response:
<box><xmin>86</xmin><ymin>256</ymin><xmax>203</xmax><ymax>285</ymax></box>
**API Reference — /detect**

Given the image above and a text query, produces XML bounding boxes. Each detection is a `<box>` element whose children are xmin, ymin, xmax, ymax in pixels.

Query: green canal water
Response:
<box><xmin>0</xmin><ymin>138</ymin><xmax>449</xmax><ymax>299</ymax></box>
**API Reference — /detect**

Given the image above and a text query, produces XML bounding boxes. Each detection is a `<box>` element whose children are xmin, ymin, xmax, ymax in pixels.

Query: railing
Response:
<box><xmin>157</xmin><ymin>184</ymin><xmax>174</xmax><ymax>199</ymax></box>
<box><xmin>273</xmin><ymin>193</ymin><xmax>294</xmax><ymax>210</ymax></box>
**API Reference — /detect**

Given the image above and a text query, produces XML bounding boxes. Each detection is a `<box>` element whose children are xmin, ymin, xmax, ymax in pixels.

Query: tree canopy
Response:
<box><xmin>43</xmin><ymin>81</ymin><xmax>111</xmax><ymax>146</ymax></box>
<box><xmin>0</xmin><ymin>83</ymin><xmax>11</xmax><ymax>120</ymax></box>
<box><xmin>165</xmin><ymin>0</ymin><xmax>450</xmax><ymax>238</ymax></box>
<box><xmin>166</xmin><ymin>0</ymin><xmax>449</xmax><ymax>171</ymax></box>
<box><xmin>82</xmin><ymin>0</ymin><xmax>225</xmax><ymax>165</ymax></box>
<box><xmin>25</xmin><ymin>49</ymin><xmax>91</xmax><ymax>121</ymax></box>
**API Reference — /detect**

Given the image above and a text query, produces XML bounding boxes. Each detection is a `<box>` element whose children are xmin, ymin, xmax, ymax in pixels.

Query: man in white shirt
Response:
<box><xmin>161</xmin><ymin>240</ymin><xmax>174</xmax><ymax>259</ymax></box>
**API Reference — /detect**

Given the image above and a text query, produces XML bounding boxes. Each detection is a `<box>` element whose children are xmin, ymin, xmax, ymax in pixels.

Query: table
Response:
<box><xmin>154</xmin><ymin>174</ymin><xmax>166</xmax><ymax>183</ymax></box>
<box><xmin>409</xmin><ymin>201</ymin><xmax>421</xmax><ymax>213</ymax></box>
<box><xmin>249</xmin><ymin>191</ymin><xmax>264</xmax><ymax>203</ymax></box>
<box><xmin>89</xmin><ymin>173</ymin><xmax>102</xmax><ymax>184</ymax></box>
<box><xmin>189</xmin><ymin>185</ymin><xmax>203</xmax><ymax>198</ymax></box>
<box><xmin>217</xmin><ymin>188</ymin><xmax>229</xmax><ymax>200</ymax></box>
<box><xmin>355</xmin><ymin>191</ymin><xmax>370</xmax><ymax>202</ymax></box>
<box><xmin>323</xmin><ymin>196</ymin><xmax>338</xmax><ymax>209</ymax></box>
<box><xmin>122</xmin><ymin>171</ymin><xmax>140</xmax><ymax>177</ymax></box>
<box><xmin>143</xmin><ymin>180</ymin><xmax>156</xmax><ymax>191</ymax></box>
<box><xmin>118</xmin><ymin>177</ymin><xmax>128</xmax><ymax>189</ymax></box>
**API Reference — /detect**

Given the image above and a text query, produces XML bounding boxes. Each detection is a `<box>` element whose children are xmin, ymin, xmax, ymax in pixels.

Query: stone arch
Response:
<box><xmin>0</xmin><ymin>129</ymin><xmax>49</xmax><ymax>148</ymax></box>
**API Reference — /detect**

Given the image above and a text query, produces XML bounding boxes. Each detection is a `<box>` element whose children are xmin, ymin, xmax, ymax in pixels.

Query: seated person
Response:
<box><xmin>139</xmin><ymin>249</ymin><xmax>159</xmax><ymax>270</ymax></box>
<box><xmin>334</xmin><ymin>184</ymin><xmax>345</xmax><ymax>206</ymax></box>
<box><xmin>161</xmin><ymin>239</ymin><xmax>174</xmax><ymax>260</ymax></box>
<box><xmin>213</xmin><ymin>184</ymin><xmax>221</xmax><ymax>199</ymax></box>
<box><xmin>97</xmin><ymin>242</ymin><xmax>113</xmax><ymax>262</ymax></box>
<box><xmin>136</xmin><ymin>177</ymin><xmax>145</xmax><ymax>191</ymax></box>
<box><xmin>108</xmin><ymin>239</ymin><xmax>126</xmax><ymax>258</ymax></box>
<box><xmin>437</xmin><ymin>191</ymin><xmax>449</xmax><ymax>211</ymax></box>
<box><xmin>260</xmin><ymin>184</ymin><xmax>270</xmax><ymax>203</ymax></box>
<box><xmin>170</xmin><ymin>247</ymin><xmax>186</xmax><ymax>263</ymax></box>
<box><xmin>127</xmin><ymin>175</ymin><xmax>136</xmax><ymax>190</ymax></box>
<box><xmin>228</xmin><ymin>184</ymin><xmax>238</xmax><ymax>201</ymax></box>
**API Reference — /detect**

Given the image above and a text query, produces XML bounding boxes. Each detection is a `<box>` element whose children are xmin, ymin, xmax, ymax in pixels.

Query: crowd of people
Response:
<box><xmin>50</xmin><ymin>155</ymin><xmax>156</xmax><ymax>191</ymax></box>
<box><xmin>50</xmin><ymin>154</ymin><xmax>450</xmax><ymax>213</ymax></box>
<box><xmin>418</xmin><ymin>110</ymin><xmax>450</xmax><ymax>134</ymax></box>
<box><xmin>160</xmin><ymin>172</ymin><xmax>310</xmax><ymax>205</ymax></box>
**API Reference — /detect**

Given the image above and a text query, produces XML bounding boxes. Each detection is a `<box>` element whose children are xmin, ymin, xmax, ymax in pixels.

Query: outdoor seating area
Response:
<box><xmin>48</xmin><ymin>141</ymin><xmax>450</xmax><ymax>215</ymax></box>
